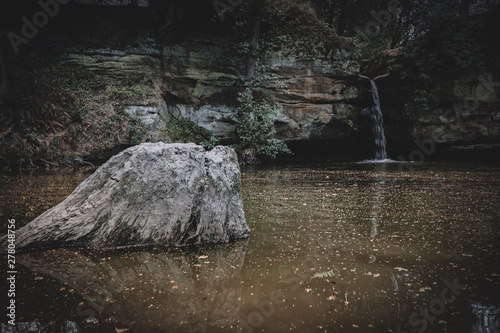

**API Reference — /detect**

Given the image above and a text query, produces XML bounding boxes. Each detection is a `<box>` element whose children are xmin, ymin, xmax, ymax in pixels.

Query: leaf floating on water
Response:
<box><xmin>115</xmin><ymin>328</ymin><xmax>130</xmax><ymax>333</ymax></box>
<box><xmin>327</xmin><ymin>294</ymin><xmax>337</xmax><ymax>301</ymax></box>
<box><xmin>198</xmin><ymin>255</ymin><xmax>208</xmax><ymax>259</ymax></box>
<box><xmin>311</xmin><ymin>269</ymin><xmax>335</xmax><ymax>279</ymax></box>
<box><xmin>394</xmin><ymin>267</ymin><xmax>408</xmax><ymax>272</ymax></box>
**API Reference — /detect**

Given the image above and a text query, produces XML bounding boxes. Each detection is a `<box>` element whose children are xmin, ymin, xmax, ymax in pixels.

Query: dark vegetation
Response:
<box><xmin>0</xmin><ymin>0</ymin><xmax>499</xmax><ymax>167</ymax></box>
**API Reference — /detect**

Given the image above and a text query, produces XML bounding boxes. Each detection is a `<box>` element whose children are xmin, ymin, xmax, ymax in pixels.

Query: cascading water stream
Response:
<box><xmin>368</xmin><ymin>79</ymin><xmax>388</xmax><ymax>160</ymax></box>
<box><xmin>360</xmin><ymin>75</ymin><xmax>388</xmax><ymax>160</ymax></box>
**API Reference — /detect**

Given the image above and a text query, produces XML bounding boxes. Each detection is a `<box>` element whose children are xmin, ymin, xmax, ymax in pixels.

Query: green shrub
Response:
<box><xmin>233</xmin><ymin>89</ymin><xmax>291</xmax><ymax>159</ymax></box>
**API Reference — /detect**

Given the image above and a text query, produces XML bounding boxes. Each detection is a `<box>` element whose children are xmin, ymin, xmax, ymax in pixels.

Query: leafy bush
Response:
<box><xmin>233</xmin><ymin>89</ymin><xmax>291</xmax><ymax>160</ymax></box>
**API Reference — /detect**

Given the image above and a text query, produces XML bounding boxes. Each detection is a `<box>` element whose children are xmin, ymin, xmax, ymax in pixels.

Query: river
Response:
<box><xmin>1</xmin><ymin>161</ymin><xmax>499</xmax><ymax>332</ymax></box>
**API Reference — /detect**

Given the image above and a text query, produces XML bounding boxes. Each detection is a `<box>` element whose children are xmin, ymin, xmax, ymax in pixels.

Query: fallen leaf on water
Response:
<box><xmin>394</xmin><ymin>267</ymin><xmax>408</xmax><ymax>272</ymax></box>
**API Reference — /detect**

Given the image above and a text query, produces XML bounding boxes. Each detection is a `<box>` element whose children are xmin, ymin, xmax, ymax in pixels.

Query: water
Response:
<box><xmin>361</xmin><ymin>76</ymin><xmax>388</xmax><ymax>160</ymax></box>
<box><xmin>1</xmin><ymin>162</ymin><xmax>500</xmax><ymax>333</ymax></box>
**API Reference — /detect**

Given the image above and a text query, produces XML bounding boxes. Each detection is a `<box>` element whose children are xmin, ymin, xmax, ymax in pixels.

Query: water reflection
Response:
<box><xmin>17</xmin><ymin>240</ymin><xmax>248</xmax><ymax>332</ymax></box>
<box><xmin>368</xmin><ymin>163</ymin><xmax>387</xmax><ymax>240</ymax></box>
<box><xmin>472</xmin><ymin>303</ymin><xmax>500</xmax><ymax>333</ymax></box>
<box><xmin>239</xmin><ymin>163</ymin><xmax>500</xmax><ymax>332</ymax></box>
<box><xmin>1</xmin><ymin>162</ymin><xmax>500</xmax><ymax>332</ymax></box>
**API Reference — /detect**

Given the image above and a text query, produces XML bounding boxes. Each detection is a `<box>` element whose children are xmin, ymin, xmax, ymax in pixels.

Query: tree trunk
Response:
<box><xmin>390</xmin><ymin>3</ymin><xmax>407</xmax><ymax>48</ymax></box>
<box><xmin>0</xmin><ymin>48</ymin><xmax>7</xmax><ymax>107</ymax></box>
<box><xmin>245</xmin><ymin>0</ymin><xmax>262</xmax><ymax>88</ymax></box>
<box><xmin>459</xmin><ymin>0</ymin><xmax>473</xmax><ymax>15</ymax></box>
<box><xmin>240</xmin><ymin>0</ymin><xmax>263</xmax><ymax>164</ymax></box>
<box><xmin>336</xmin><ymin>0</ymin><xmax>348</xmax><ymax>35</ymax></box>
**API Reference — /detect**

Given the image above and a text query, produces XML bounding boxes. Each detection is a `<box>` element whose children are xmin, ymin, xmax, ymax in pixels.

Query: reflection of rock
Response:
<box><xmin>1</xmin><ymin>143</ymin><xmax>249</xmax><ymax>251</ymax></box>
<box><xmin>472</xmin><ymin>303</ymin><xmax>500</xmax><ymax>333</ymax></box>
<box><xmin>18</xmin><ymin>240</ymin><xmax>248</xmax><ymax>332</ymax></box>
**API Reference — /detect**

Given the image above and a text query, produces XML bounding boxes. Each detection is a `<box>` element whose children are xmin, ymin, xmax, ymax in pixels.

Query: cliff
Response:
<box><xmin>1</xmin><ymin>3</ymin><xmax>499</xmax><ymax>166</ymax></box>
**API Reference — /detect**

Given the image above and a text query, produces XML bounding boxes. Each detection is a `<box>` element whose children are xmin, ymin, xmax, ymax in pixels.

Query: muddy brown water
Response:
<box><xmin>1</xmin><ymin>161</ymin><xmax>499</xmax><ymax>332</ymax></box>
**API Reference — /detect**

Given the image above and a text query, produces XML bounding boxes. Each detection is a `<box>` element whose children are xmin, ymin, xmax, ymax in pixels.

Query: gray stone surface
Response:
<box><xmin>123</xmin><ymin>104</ymin><xmax>168</xmax><ymax>131</ymax></box>
<box><xmin>63</xmin><ymin>37</ymin><xmax>366</xmax><ymax>143</ymax></box>
<box><xmin>1</xmin><ymin>143</ymin><xmax>249</xmax><ymax>251</ymax></box>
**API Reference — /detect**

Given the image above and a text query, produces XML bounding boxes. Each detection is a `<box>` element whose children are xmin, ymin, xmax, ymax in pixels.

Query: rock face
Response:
<box><xmin>62</xmin><ymin>36</ymin><xmax>372</xmax><ymax>145</ymax></box>
<box><xmin>1</xmin><ymin>143</ymin><xmax>249</xmax><ymax>251</ymax></box>
<box><xmin>364</xmin><ymin>49</ymin><xmax>500</xmax><ymax>150</ymax></box>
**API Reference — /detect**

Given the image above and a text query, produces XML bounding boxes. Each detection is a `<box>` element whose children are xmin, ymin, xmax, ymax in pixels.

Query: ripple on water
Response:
<box><xmin>1</xmin><ymin>162</ymin><xmax>499</xmax><ymax>332</ymax></box>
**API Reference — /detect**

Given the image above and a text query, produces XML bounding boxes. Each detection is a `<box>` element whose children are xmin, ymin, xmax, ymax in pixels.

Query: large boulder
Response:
<box><xmin>1</xmin><ymin>143</ymin><xmax>249</xmax><ymax>251</ymax></box>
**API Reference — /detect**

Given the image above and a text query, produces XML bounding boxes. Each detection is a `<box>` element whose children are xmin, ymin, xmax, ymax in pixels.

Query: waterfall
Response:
<box><xmin>360</xmin><ymin>75</ymin><xmax>388</xmax><ymax>160</ymax></box>
<box><xmin>368</xmin><ymin>79</ymin><xmax>388</xmax><ymax>160</ymax></box>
